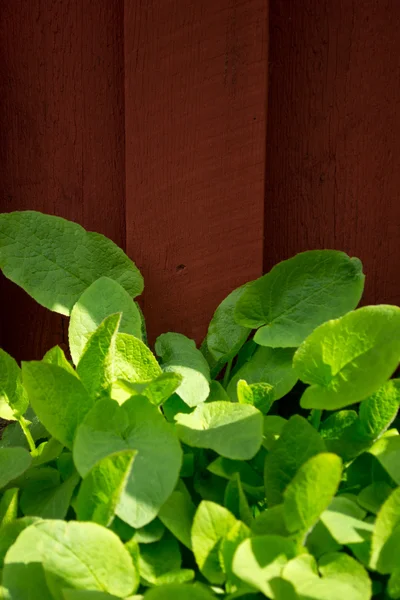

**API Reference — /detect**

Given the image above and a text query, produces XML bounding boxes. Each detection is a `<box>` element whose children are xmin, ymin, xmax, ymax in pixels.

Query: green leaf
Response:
<box><xmin>234</xmin><ymin>250</ymin><xmax>364</xmax><ymax>347</ymax></box>
<box><xmin>219</xmin><ymin>520</ymin><xmax>251</xmax><ymax>592</ymax></box>
<box><xmin>0</xmin><ymin>516</ymin><xmax>40</xmax><ymax>565</ymax></box>
<box><xmin>0</xmin><ymin>348</ymin><xmax>28</xmax><ymax>420</ymax></box>
<box><xmin>206</xmin><ymin>380</ymin><xmax>230</xmax><ymax>402</ymax></box>
<box><xmin>305</xmin><ymin>520</ymin><xmax>341</xmax><ymax>560</ymax></box>
<box><xmin>77</xmin><ymin>313</ymin><xmax>121</xmax><ymax>398</ymax></box>
<box><xmin>155</xmin><ymin>333</ymin><xmax>211</xmax><ymax>407</ymax></box>
<box><xmin>281</xmin><ymin>552</ymin><xmax>372</xmax><ymax>600</ymax></box>
<box><xmin>143</xmin><ymin>583</ymin><xmax>216</xmax><ymax>600</ymax></box>
<box><xmin>191</xmin><ymin>501</ymin><xmax>237</xmax><ymax>584</ymax></box>
<box><xmin>232</xmin><ymin>535</ymin><xmax>298</xmax><ymax>597</ymax></box>
<box><xmin>114</xmin><ymin>333</ymin><xmax>162</xmax><ymax>383</ymax></box>
<box><xmin>227</xmin><ymin>347</ymin><xmax>297</xmax><ymax>401</ymax></box>
<box><xmin>0</xmin><ymin>488</ymin><xmax>18</xmax><ymax>527</ymax></box>
<box><xmin>32</xmin><ymin>438</ymin><xmax>64</xmax><ymax>467</ymax></box>
<box><xmin>357</xmin><ymin>482</ymin><xmax>393</xmax><ymax>514</ymax></box>
<box><xmin>263</xmin><ymin>415</ymin><xmax>287</xmax><ymax>450</ymax></box>
<box><xmin>175</xmin><ymin>402</ymin><xmax>263</xmax><ymax>460</ymax></box>
<box><xmin>201</xmin><ymin>285</ymin><xmax>251</xmax><ymax>377</ymax></box>
<box><xmin>2</xmin><ymin>520</ymin><xmax>138</xmax><ymax>599</ymax></box>
<box><xmin>158</xmin><ymin>489</ymin><xmax>196</xmax><ymax>549</ymax></box>
<box><xmin>388</xmin><ymin>568</ymin><xmax>400</xmax><ymax>599</ymax></box>
<box><xmin>0</xmin><ymin>447</ymin><xmax>32</xmax><ymax>489</ymax></box>
<box><xmin>237</xmin><ymin>380</ymin><xmax>274</xmax><ymax>414</ymax></box>
<box><xmin>133</xmin><ymin>519</ymin><xmax>165</xmax><ymax>544</ymax></box>
<box><xmin>0</xmin><ymin>211</ymin><xmax>143</xmax><ymax>315</ymax></box>
<box><xmin>370</xmin><ymin>487</ymin><xmax>400</xmax><ymax>573</ymax></box>
<box><xmin>69</xmin><ymin>276</ymin><xmax>143</xmax><ymax>365</ymax></box>
<box><xmin>22</xmin><ymin>361</ymin><xmax>95</xmax><ymax>449</ymax></box>
<box><xmin>264</xmin><ymin>415</ymin><xmax>326</xmax><ymax>506</ymax></box>
<box><xmin>42</xmin><ymin>345</ymin><xmax>76</xmax><ymax>374</ymax></box>
<box><xmin>207</xmin><ymin>457</ymin><xmax>264</xmax><ymax>490</ymax></box>
<box><xmin>294</xmin><ymin>305</ymin><xmax>400</xmax><ymax>410</ymax></box>
<box><xmin>62</xmin><ymin>592</ymin><xmax>121</xmax><ymax>600</ymax></box>
<box><xmin>320</xmin><ymin>410</ymin><xmax>358</xmax><ymax>440</ymax></box>
<box><xmin>112</xmin><ymin>372</ymin><xmax>182</xmax><ymax>407</ymax></box>
<box><xmin>369</xmin><ymin>434</ymin><xmax>400</xmax><ymax>484</ymax></box>
<box><xmin>283</xmin><ymin>453</ymin><xmax>342</xmax><ymax>537</ymax></box>
<box><xmin>20</xmin><ymin>471</ymin><xmax>80</xmax><ymax>519</ymax></box>
<box><xmin>139</xmin><ymin>535</ymin><xmax>181</xmax><ymax>585</ymax></box>
<box><xmin>0</xmin><ymin>406</ymin><xmax>48</xmax><ymax>450</ymax></box>
<box><xmin>319</xmin><ymin>496</ymin><xmax>373</xmax><ymax>545</ymax></box>
<box><xmin>75</xmin><ymin>450</ymin><xmax>136</xmax><ymax>526</ymax></box>
<box><xmin>356</xmin><ymin>380</ymin><xmax>400</xmax><ymax>440</ymax></box>
<box><xmin>224</xmin><ymin>474</ymin><xmax>253</xmax><ymax>527</ymax></box>
<box><xmin>251</xmin><ymin>505</ymin><xmax>290</xmax><ymax>537</ymax></box>
<box><xmin>73</xmin><ymin>396</ymin><xmax>182</xmax><ymax>528</ymax></box>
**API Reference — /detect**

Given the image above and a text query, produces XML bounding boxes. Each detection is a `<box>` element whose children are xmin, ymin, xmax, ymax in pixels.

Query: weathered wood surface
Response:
<box><xmin>0</xmin><ymin>0</ymin><xmax>125</xmax><ymax>359</ymax></box>
<box><xmin>265</xmin><ymin>0</ymin><xmax>400</xmax><ymax>307</ymax></box>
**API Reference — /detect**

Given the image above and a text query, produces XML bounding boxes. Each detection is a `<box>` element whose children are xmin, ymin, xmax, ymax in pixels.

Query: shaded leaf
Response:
<box><xmin>201</xmin><ymin>285</ymin><xmax>251</xmax><ymax>377</ymax></box>
<box><xmin>0</xmin><ymin>447</ymin><xmax>32</xmax><ymax>489</ymax></box>
<box><xmin>156</xmin><ymin>333</ymin><xmax>210</xmax><ymax>407</ymax></box>
<box><xmin>264</xmin><ymin>415</ymin><xmax>326</xmax><ymax>506</ymax></box>
<box><xmin>227</xmin><ymin>347</ymin><xmax>297</xmax><ymax>401</ymax></box>
<box><xmin>191</xmin><ymin>501</ymin><xmax>237</xmax><ymax>584</ymax></box>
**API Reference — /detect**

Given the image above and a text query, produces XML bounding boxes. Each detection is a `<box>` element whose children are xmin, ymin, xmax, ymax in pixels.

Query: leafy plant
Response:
<box><xmin>0</xmin><ymin>210</ymin><xmax>399</xmax><ymax>600</ymax></box>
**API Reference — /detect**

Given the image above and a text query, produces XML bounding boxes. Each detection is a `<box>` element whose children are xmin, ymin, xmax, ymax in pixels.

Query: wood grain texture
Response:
<box><xmin>0</xmin><ymin>0</ymin><xmax>125</xmax><ymax>360</ymax></box>
<box><xmin>124</xmin><ymin>0</ymin><xmax>268</xmax><ymax>344</ymax></box>
<box><xmin>266</xmin><ymin>0</ymin><xmax>400</xmax><ymax>306</ymax></box>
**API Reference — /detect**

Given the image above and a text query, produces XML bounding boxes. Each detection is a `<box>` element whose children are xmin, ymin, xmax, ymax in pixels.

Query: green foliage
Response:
<box><xmin>0</xmin><ymin>211</ymin><xmax>143</xmax><ymax>315</ymax></box>
<box><xmin>0</xmin><ymin>210</ymin><xmax>399</xmax><ymax>599</ymax></box>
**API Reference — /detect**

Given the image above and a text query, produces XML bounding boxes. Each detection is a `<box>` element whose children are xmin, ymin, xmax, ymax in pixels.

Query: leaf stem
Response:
<box><xmin>18</xmin><ymin>416</ymin><xmax>37</xmax><ymax>455</ymax></box>
<box><xmin>223</xmin><ymin>359</ymin><xmax>233</xmax><ymax>389</ymax></box>
<box><xmin>309</xmin><ymin>409</ymin><xmax>322</xmax><ymax>430</ymax></box>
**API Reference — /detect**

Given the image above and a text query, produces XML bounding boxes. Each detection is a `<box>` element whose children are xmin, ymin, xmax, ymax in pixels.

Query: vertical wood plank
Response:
<box><xmin>124</xmin><ymin>0</ymin><xmax>269</xmax><ymax>344</ymax></box>
<box><xmin>0</xmin><ymin>0</ymin><xmax>125</xmax><ymax>360</ymax></box>
<box><xmin>266</xmin><ymin>0</ymin><xmax>400</xmax><ymax>306</ymax></box>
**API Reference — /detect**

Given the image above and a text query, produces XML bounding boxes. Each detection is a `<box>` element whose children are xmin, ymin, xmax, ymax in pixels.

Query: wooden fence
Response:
<box><xmin>1</xmin><ymin>0</ymin><xmax>399</xmax><ymax>361</ymax></box>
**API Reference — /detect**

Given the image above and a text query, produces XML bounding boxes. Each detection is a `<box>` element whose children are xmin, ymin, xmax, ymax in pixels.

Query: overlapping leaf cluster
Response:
<box><xmin>0</xmin><ymin>211</ymin><xmax>399</xmax><ymax>600</ymax></box>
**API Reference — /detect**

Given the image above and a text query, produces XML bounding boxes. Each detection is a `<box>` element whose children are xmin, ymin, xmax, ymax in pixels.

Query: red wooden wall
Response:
<box><xmin>1</xmin><ymin>0</ymin><xmax>399</xmax><ymax>361</ymax></box>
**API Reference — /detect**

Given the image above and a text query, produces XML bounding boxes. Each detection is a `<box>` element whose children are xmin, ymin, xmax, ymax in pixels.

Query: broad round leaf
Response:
<box><xmin>264</xmin><ymin>415</ymin><xmax>326</xmax><ymax>506</ymax></box>
<box><xmin>69</xmin><ymin>277</ymin><xmax>142</xmax><ymax>365</ymax></box>
<box><xmin>156</xmin><ymin>333</ymin><xmax>211</xmax><ymax>407</ymax></box>
<box><xmin>201</xmin><ymin>284</ymin><xmax>251</xmax><ymax>377</ymax></box>
<box><xmin>22</xmin><ymin>362</ymin><xmax>95</xmax><ymax>449</ymax></box>
<box><xmin>282</xmin><ymin>552</ymin><xmax>371</xmax><ymax>600</ymax></box>
<box><xmin>0</xmin><ymin>447</ymin><xmax>32</xmax><ymax>489</ymax></box>
<box><xmin>2</xmin><ymin>520</ymin><xmax>138</xmax><ymax>599</ymax></box>
<box><xmin>370</xmin><ymin>487</ymin><xmax>400</xmax><ymax>573</ymax></box>
<box><xmin>234</xmin><ymin>250</ymin><xmax>364</xmax><ymax>347</ymax></box>
<box><xmin>144</xmin><ymin>584</ymin><xmax>216</xmax><ymax>600</ymax></box>
<box><xmin>227</xmin><ymin>346</ymin><xmax>297</xmax><ymax>401</ymax></box>
<box><xmin>294</xmin><ymin>305</ymin><xmax>400</xmax><ymax>410</ymax></box>
<box><xmin>0</xmin><ymin>211</ymin><xmax>143</xmax><ymax>315</ymax></box>
<box><xmin>283</xmin><ymin>453</ymin><xmax>342</xmax><ymax>536</ymax></box>
<box><xmin>73</xmin><ymin>397</ymin><xmax>182</xmax><ymax>528</ymax></box>
<box><xmin>191</xmin><ymin>501</ymin><xmax>237</xmax><ymax>584</ymax></box>
<box><xmin>232</xmin><ymin>535</ymin><xmax>298</xmax><ymax>597</ymax></box>
<box><xmin>175</xmin><ymin>401</ymin><xmax>263</xmax><ymax>460</ymax></box>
